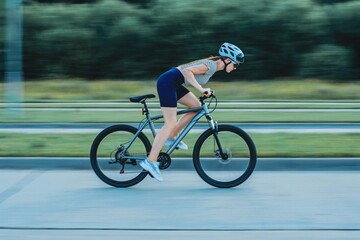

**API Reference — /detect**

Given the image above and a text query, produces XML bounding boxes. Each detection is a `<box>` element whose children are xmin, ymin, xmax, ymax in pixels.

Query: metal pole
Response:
<box><xmin>5</xmin><ymin>0</ymin><xmax>23</xmax><ymax>118</ymax></box>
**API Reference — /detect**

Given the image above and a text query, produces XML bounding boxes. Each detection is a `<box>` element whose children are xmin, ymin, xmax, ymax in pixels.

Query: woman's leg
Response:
<box><xmin>169</xmin><ymin>92</ymin><xmax>201</xmax><ymax>139</ymax></box>
<box><xmin>148</xmin><ymin>107</ymin><xmax>178</xmax><ymax>163</ymax></box>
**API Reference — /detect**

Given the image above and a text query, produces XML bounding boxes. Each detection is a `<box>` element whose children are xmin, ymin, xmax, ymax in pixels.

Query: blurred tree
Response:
<box><xmin>30</xmin><ymin>0</ymin><xmax>97</xmax><ymax>3</ymax></box>
<box><xmin>23</xmin><ymin>3</ymin><xmax>96</xmax><ymax>78</ymax></box>
<box><xmin>20</xmin><ymin>0</ymin><xmax>360</xmax><ymax>80</ymax></box>
<box><xmin>23</xmin><ymin>0</ymin><xmax>153</xmax><ymax>79</ymax></box>
<box><xmin>149</xmin><ymin>1</ymin><xmax>217</xmax><ymax>74</ymax></box>
<box><xmin>122</xmin><ymin>0</ymin><xmax>155</xmax><ymax>8</ymax></box>
<box><xmin>297</xmin><ymin>44</ymin><xmax>353</xmax><ymax>80</ymax></box>
<box><xmin>313</xmin><ymin>0</ymin><xmax>354</xmax><ymax>4</ymax></box>
<box><xmin>85</xmin><ymin>0</ymin><xmax>153</xmax><ymax>78</ymax></box>
<box><xmin>322</xmin><ymin>1</ymin><xmax>360</xmax><ymax>78</ymax></box>
<box><xmin>202</xmin><ymin>0</ymin><xmax>329</xmax><ymax>79</ymax></box>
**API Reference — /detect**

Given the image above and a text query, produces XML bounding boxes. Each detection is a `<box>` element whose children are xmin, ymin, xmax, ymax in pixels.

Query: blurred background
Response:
<box><xmin>0</xmin><ymin>0</ymin><xmax>359</xmax><ymax>157</ymax></box>
<box><xmin>0</xmin><ymin>0</ymin><xmax>359</xmax><ymax>81</ymax></box>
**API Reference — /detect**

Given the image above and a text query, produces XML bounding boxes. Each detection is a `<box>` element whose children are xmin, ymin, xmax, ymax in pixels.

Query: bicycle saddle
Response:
<box><xmin>129</xmin><ymin>94</ymin><xmax>156</xmax><ymax>103</ymax></box>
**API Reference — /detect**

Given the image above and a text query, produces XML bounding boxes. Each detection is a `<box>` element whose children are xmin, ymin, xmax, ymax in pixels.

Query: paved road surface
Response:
<box><xmin>0</xmin><ymin>170</ymin><xmax>359</xmax><ymax>239</ymax></box>
<box><xmin>1</xmin><ymin>157</ymin><xmax>360</xmax><ymax>171</ymax></box>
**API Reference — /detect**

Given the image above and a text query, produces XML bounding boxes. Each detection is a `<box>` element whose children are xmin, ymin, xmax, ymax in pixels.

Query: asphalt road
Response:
<box><xmin>1</xmin><ymin>157</ymin><xmax>360</xmax><ymax>171</ymax></box>
<box><xmin>0</xmin><ymin>169</ymin><xmax>359</xmax><ymax>239</ymax></box>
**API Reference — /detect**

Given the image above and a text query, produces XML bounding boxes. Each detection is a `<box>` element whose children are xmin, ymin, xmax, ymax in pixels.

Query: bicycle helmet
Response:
<box><xmin>219</xmin><ymin>42</ymin><xmax>245</xmax><ymax>64</ymax></box>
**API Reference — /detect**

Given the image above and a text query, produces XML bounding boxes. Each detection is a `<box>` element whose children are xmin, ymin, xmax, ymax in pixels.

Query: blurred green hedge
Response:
<box><xmin>1</xmin><ymin>0</ymin><xmax>359</xmax><ymax>80</ymax></box>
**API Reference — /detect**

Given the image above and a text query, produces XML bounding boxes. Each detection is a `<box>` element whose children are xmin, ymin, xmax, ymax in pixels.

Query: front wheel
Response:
<box><xmin>193</xmin><ymin>125</ymin><xmax>257</xmax><ymax>188</ymax></box>
<box><xmin>90</xmin><ymin>124</ymin><xmax>151</xmax><ymax>187</ymax></box>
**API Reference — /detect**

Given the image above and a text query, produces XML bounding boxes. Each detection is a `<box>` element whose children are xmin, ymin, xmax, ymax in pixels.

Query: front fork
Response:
<box><xmin>206</xmin><ymin>115</ymin><xmax>227</xmax><ymax>159</ymax></box>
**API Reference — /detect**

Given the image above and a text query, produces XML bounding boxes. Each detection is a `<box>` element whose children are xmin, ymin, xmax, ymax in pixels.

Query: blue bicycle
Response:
<box><xmin>90</xmin><ymin>92</ymin><xmax>257</xmax><ymax>188</ymax></box>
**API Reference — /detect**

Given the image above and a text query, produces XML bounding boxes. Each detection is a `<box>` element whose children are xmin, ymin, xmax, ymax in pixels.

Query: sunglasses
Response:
<box><xmin>231</xmin><ymin>61</ymin><xmax>240</xmax><ymax>69</ymax></box>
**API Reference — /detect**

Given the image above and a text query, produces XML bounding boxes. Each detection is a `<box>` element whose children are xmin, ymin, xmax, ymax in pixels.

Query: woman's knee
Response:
<box><xmin>191</xmin><ymin>100</ymin><xmax>201</xmax><ymax>108</ymax></box>
<box><xmin>160</xmin><ymin>107</ymin><xmax>178</xmax><ymax>132</ymax></box>
<box><xmin>178</xmin><ymin>92</ymin><xmax>201</xmax><ymax>108</ymax></box>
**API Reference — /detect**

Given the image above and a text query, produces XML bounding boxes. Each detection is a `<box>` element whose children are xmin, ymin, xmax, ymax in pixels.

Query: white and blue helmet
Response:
<box><xmin>219</xmin><ymin>42</ymin><xmax>245</xmax><ymax>64</ymax></box>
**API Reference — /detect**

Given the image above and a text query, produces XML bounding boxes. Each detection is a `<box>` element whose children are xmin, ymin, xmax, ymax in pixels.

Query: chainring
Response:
<box><xmin>157</xmin><ymin>152</ymin><xmax>171</xmax><ymax>170</ymax></box>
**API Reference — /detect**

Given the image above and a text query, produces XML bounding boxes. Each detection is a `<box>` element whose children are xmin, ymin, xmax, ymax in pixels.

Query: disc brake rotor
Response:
<box><xmin>216</xmin><ymin>149</ymin><xmax>232</xmax><ymax>164</ymax></box>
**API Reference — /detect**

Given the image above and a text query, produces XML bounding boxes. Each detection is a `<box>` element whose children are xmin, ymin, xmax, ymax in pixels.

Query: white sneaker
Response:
<box><xmin>139</xmin><ymin>158</ymin><xmax>163</xmax><ymax>182</ymax></box>
<box><xmin>165</xmin><ymin>138</ymin><xmax>188</xmax><ymax>150</ymax></box>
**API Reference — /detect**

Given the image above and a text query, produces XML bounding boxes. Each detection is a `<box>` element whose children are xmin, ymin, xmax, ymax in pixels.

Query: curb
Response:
<box><xmin>1</xmin><ymin>157</ymin><xmax>360</xmax><ymax>171</ymax></box>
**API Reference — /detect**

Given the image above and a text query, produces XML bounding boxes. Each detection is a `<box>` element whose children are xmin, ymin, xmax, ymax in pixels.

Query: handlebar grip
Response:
<box><xmin>199</xmin><ymin>91</ymin><xmax>215</xmax><ymax>102</ymax></box>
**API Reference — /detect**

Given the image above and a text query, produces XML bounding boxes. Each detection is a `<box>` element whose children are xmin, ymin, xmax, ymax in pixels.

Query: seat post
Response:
<box><xmin>142</xmin><ymin>100</ymin><xmax>150</xmax><ymax>115</ymax></box>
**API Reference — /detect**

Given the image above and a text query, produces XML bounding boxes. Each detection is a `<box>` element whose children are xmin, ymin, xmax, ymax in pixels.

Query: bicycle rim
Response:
<box><xmin>90</xmin><ymin>125</ymin><xmax>151</xmax><ymax>187</ymax></box>
<box><xmin>193</xmin><ymin>125</ymin><xmax>256</xmax><ymax>188</ymax></box>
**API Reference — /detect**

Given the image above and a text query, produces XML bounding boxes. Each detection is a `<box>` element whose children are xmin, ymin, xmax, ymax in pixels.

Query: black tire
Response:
<box><xmin>90</xmin><ymin>124</ymin><xmax>151</xmax><ymax>187</ymax></box>
<box><xmin>193</xmin><ymin>125</ymin><xmax>257</xmax><ymax>188</ymax></box>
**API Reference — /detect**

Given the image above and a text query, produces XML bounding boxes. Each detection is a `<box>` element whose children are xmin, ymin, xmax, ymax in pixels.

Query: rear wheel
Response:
<box><xmin>193</xmin><ymin>125</ymin><xmax>257</xmax><ymax>188</ymax></box>
<box><xmin>90</xmin><ymin>125</ymin><xmax>151</xmax><ymax>187</ymax></box>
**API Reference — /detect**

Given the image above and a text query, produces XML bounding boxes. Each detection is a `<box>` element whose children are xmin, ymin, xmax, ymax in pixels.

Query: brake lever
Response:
<box><xmin>199</xmin><ymin>91</ymin><xmax>216</xmax><ymax>102</ymax></box>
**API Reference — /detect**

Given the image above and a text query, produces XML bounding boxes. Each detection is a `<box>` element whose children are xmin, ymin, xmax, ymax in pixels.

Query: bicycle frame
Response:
<box><xmin>123</xmin><ymin>97</ymin><xmax>220</xmax><ymax>160</ymax></box>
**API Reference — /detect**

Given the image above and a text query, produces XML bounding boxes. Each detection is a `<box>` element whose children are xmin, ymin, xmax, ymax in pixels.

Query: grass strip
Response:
<box><xmin>1</xmin><ymin>79</ymin><xmax>360</xmax><ymax>101</ymax></box>
<box><xmin>1</xmin><ymin>132</ymin><xmax>359</xmax><ymax>157</ymax></box>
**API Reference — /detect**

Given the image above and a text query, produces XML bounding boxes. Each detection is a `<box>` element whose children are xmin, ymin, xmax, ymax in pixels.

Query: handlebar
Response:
<box><xmin>199</xmin><ymin>90</ymin><xmax>216</xmax><ymax>102</ymax></box>
<box><xmin>204</xmin><ymin>90</ymin><xmax>214</xmax><ymax>96</ymax></box>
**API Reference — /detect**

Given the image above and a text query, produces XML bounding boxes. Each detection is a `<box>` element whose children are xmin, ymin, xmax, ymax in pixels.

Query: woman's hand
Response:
<box><xmin>200</xmin><ymin>88</ymin><xmax>212</xmax><ymax>97</ymax></box>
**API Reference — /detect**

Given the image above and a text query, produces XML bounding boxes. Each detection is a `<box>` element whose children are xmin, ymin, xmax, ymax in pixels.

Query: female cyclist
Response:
<box><xmin>140</xmin><ymin>42</ymin><xmax>245</xmax><ymax>181</ymax></box>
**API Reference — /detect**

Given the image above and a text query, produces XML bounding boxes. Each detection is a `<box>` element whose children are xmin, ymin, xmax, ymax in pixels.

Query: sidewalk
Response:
<box><xmin>1</xmin><ymin>157</ymin><xmax>360</xmax><ymax>171</ymax></box>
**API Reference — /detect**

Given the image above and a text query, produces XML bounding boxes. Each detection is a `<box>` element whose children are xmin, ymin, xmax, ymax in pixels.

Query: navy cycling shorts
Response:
<box><xmin>156</xmin><ymin>67</ymin><xmax>190</xmax><ymax>107</ymax></box>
